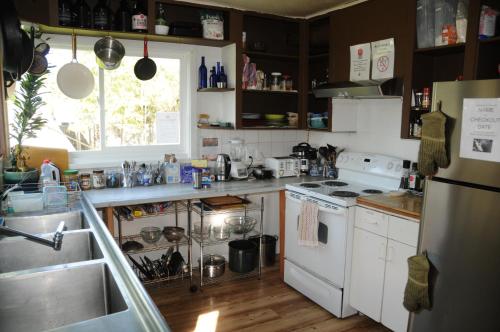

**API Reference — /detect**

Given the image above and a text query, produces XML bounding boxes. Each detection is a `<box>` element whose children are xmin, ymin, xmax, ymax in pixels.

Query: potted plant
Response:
<box><xmin>3</xmin><ymin>72</ymin><xmax>48</xmax><ymax>185</ymax></box>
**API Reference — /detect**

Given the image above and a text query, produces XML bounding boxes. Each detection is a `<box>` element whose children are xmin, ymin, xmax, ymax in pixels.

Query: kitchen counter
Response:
<box><xmin>85</xmin><ymin>176</ymin><xmax>319</xmax><ymax>208</ymax></box>
<box><xmin>356</xmin><ymin>192</ymin><xmax>423</xmax><ymax>220</ymax></box>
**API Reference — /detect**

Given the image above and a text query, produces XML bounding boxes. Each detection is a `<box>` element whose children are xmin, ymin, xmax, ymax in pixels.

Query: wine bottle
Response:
<box><xmin>73</xmin><ymin>0</ymin><xmax>91</xmax><ymax>29</ymax></box>
<box><xmin>115</xmin><ymin>0</ymin><xmax>131</xmax><ymax>32</ymax></box>
<box><xmin>93</xmin><ymin>0</ymin><xmax>110</xmax><ymax>30</ymax></box>
<box><xmin>209</xmin><ymin>66</ymin><xmax>216</xmax><ymax>88</ymax></box>
<box><xmin>155</xmin><ymin>3</ymin><xmax>169</xmax><ymax>35</ymax></box>
<box><xmin>198</xmin><ymin>56</ymin><xmax>207</xmax><ymax>89</ymax></box>
<box><xmin>132</xmin><ymin>0</ymin><xmax>148</xmax><ymax>33</ymax></box>
<box><xmin>219</xmin><ymin>66</ymin><xmax>227</xmax><ymax>88</ymax></box>
<box><xmin>59</xmin><ymin>0</ymin><xmax>73</xmax><ymax>26</ymax></box>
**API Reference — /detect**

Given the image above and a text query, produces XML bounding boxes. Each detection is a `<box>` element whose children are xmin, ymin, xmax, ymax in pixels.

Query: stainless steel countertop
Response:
<box><xmin>85</xmin><ymin>176</ymin><xmax>319</xmax><ymax>208</ymax></box>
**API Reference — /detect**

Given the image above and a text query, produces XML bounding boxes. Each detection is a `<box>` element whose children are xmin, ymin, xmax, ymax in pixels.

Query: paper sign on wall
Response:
<box><xmin>156</xmin><ymin>112</ymin><xmax>179</xmax><ymax>144</ymax></box>
<box><xmin>459</xmin><ymin>98</ymin><xmax>500</xmax><ymax>163</ymax></box>
<box><xmin>349</xmin><ymin>43</ymin><xmax>371</xmax><ymax>82</ymax></box>
<box><xmin>371</xmin><ymin>38</ymin><xmax>395</xmax><ymax>81</ymax></box>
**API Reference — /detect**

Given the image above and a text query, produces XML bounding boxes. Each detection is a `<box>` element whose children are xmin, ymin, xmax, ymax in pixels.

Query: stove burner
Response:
<box><xmin>329</xmin><ymin>191</ymin><xmax>360</xmax><ymax>198</ymax></box>
<box><xmin>322</xmin><ymin>181</ymin><xmax>348</xmax><ymax>187</ymax></box>
<box><xmin>362</xmin><ymin>189</ymin><xmax>383</xmax><ymax>194</ymax></box>
<box><xmin>300</xmin><ymin>183</ymin><xmax>321</xmax><ymax>188</ymax></box>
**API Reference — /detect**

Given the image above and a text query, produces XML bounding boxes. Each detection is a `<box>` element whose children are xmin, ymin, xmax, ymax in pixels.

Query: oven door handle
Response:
<box><xmin>317</xmin><ymin>205</ymin><xmax>347</xmax><ymax>216</ymax></box>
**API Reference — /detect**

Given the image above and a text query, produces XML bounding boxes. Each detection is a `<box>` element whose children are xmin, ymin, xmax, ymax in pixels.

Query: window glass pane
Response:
<box><xmin>7</xmin><ymin>47</ymin><xmax>101</xmax><ymax>151</ymax></box>
<box><xmin>103</xmin><ymin>56</ymin><xmax>180</xmax><ymax>147</ymax></box>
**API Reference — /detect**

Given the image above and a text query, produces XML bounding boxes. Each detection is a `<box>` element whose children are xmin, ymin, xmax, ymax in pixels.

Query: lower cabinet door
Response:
<box><xmin>381</xmin><ymin>239</ymin><xmax>416</xmax><ymax>332</ymax></box>
<box><xmin>349</xmin><ymin>227</ymin><xmax>387</xmax><ymax>321</ymax></box>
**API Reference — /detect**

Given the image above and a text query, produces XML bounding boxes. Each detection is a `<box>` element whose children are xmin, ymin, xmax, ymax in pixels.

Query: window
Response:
<box><xmin>7</xmin><ymin>35</ymin><xmax>190</xmax><ymax>168</ymax></box>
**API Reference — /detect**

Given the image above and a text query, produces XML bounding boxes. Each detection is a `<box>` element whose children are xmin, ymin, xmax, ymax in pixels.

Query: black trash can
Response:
<box><xmin>228</xmin><ymin>239</ymin><xmax>257</xmax><ymax>273</ymax></box>
<box><xmin>250</xmin><ymin>235</ymin><xmax>278</xmax><ymax>267</ymax></box>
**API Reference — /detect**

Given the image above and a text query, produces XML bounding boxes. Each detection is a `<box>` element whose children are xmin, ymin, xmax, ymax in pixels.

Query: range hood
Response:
<box><xmin>312</xmin><ymin>77</ymin><xmax>403</xmax><ymax>99</ymax></box>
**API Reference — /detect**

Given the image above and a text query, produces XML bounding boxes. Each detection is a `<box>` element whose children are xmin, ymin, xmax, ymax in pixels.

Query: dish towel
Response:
<box><xmin>404</xmin><ymin>254</ymin><xmax>431</xmax><ymax>312</ymax></box>
<box><xmin>298</xmin><ymin>200</ymin><xmax>319</xmax><ymax>247</ymax></box>
<box><xmin>418</xmin><ymin>111</ymin><xmax>449</xmax><ymax>176</ymax></box>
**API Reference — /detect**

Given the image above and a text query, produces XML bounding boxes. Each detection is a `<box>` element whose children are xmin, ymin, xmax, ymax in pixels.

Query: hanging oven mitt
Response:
<box><xmin>418</xmin><ymin>111</ymin><xmax>449</xmax><ymax>176</ymax></box>
<box><xmin>404</xmin><ymin>254</ymin><xmax>431</xmax><ymax>312</ymax></box>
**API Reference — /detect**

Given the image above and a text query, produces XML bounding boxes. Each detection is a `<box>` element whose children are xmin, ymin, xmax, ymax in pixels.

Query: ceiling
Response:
<box><xmin>185</xmin><ymin>0</ymin><xmax>369</xmax><ymax>18</ymax></box>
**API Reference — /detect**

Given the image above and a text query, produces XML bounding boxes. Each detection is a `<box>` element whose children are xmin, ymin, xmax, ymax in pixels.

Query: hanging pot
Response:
<box><xmin>94</xmin><ymin>36</ymin><xmax>125</xmax><ymax>70</ymax></box>
<box><xmin>57</xmin><ymin>33</ymin><xmax>94</xmax><ymax>99</ymax></box>
<box><xmin>134</xmin><ymin>37</ymin><xmax>156</xmax><ymax>80</ymax></box>
<box><xmin>1</xmin><ymin>0</ymin><xmax>23</xmax><ymax>77</ymax></box>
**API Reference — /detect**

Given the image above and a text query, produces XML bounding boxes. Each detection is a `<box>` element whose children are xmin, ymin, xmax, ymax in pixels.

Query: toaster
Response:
<box><xmin>264</xmin><ymin>157</ymin><xmax>300</xmax><ymax>178</ymax></box>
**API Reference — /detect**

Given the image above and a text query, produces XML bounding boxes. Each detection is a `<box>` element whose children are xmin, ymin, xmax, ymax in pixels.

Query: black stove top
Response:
<box><xmin>300</xmin><ymin>183</ymin><xmax>321</xmax><ymax>188</ymax></box>
<box><xmin>322</xmin><ymin>181</ymin><xmax>348</xmax><ymax>187</ymax></box>
<box><xmin>329</xmin><ymin>191</ymin><xmax>360</xmax><ymax>198</ymax></box>
<box><xmin>362</xmin><ymin>189</ymin><xmax>383</xmax><ymax>194</ymax></box>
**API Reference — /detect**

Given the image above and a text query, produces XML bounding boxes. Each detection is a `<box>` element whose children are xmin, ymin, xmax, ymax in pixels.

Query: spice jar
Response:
<box><xmin>422</xmin><ymin>87</ymin><xmax>431</xmax><ymax>109</ymax></box>
<box><xmin>80</xmin><ymin>173</ymin><xmax>92</xmax><ymax>190</ymax></box>
<box><xmin>270</xmin><ymin>72</ymin><xmax>281</xmax><ymax>91</ymax></box>
<box><xmin>63</xmin><ymin>169</ymin><xmax>79</xmax><ymax>191</ymax></box>
<box><xmin>92</xmin><ymin>170</ymin><xmax>106</xmax><ymax>189</ymax></box>
<box><xmin>282</xmin><ymin>74</ymin><xmax>292</xmax><ymax>91</ymax></box>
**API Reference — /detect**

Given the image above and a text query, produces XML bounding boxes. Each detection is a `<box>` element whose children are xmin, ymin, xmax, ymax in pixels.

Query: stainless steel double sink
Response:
<box><xmin>0</xmin><ymin>211</ymin><xmax>128</xmax><ymax>331</ymax></box>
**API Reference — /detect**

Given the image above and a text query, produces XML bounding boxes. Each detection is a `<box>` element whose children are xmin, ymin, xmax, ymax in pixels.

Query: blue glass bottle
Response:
<box><xmin>216</xmin><ymin>61</ymin><xmax>221</xmax><ymax>87</ymax></box>
<box><xmin>219</xmin><ymin>66</ymin><xmax>227</xmax><ymax>88</ymax></box>
<box><xmin>209</xmin><ymin>66</ymin><xmax>216</xmax><ymax>88</ymax></box>
<box><xmin>198</xmin><ymin>56</ymin><xmax>207</xmax><ymax>89</ymax></box>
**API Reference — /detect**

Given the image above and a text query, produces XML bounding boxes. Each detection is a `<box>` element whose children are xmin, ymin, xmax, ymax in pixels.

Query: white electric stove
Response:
<box><xmin>284</xmin><ymin>152</ymin><xmax>404</xmax><ymax>318</ymax></box>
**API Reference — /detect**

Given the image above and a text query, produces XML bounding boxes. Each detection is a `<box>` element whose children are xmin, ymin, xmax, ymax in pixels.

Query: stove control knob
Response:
<box><xmin>387</xmin><ymin>162</ymin><xmax>394</xmax><ymax>170</ymax></box>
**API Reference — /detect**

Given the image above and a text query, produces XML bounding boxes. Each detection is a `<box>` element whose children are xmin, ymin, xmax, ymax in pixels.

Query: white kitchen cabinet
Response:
<box><xmin>350</xmin><ymin>206</ymin><xmax>419</xmax><ymax>332</ymax></box>
<box><xmin>381</xmin><ymin>239</ymin><xmax>416</xmax><ymax>332</ymax></box>
<box><xmin>349</xmin><ymin>227</ymin><xmax>387</xmax><ymax>320</ymax></box>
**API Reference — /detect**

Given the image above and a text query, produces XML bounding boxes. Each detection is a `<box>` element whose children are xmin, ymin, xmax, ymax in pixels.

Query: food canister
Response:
<box><xmin>80</xmin><ymin>173</ymin><xmax>91</xmax><ymax>190</ymax></box>
<box><xmin>270</xmin><ymin>72</ymin><xmax>281</xmax><ymax>91</ymax></box>
<box><xmin>92</xmin><ymin>170</ymin><xmax>106</xmax><ymax>189</ymax></box>
<box><xmin>63</xmin><ymin>169</ymin><xmax>79</xmax><ymax>191</ymax></box>
<box><xmin>192</xmin><ymin>168</ymin><xmax>202</xmax><ymax>189</ymax></box>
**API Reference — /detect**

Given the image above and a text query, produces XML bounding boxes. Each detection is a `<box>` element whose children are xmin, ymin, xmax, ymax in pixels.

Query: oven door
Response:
<box><xmin>285</xmin><ymin>192</ymin><xmax>348</xmax><ymax>288</ymax></box>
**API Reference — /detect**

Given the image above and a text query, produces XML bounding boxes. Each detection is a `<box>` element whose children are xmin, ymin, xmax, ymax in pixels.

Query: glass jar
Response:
<box><xmin>63</xmin><ymin>169</ymin><xmax>79</xmax><ymax>191</ymax></box>
<box><xmin>270</xmin><ymin>72</ymin><xmax>281</xmax><ymax>91</ymax></box>
<box><xmin>80</xmin><ymin>173</ymin><xmax>92</xmax><ymax>190</ymax></box>
<box><xmin>282</xmin><ymin>74</ymin><xmax>292</xmax><ymax>90</ymax></box>
<box><xmin>92</xmin><ymin>170</ymin><xmax>106</xmax><ymax>189</ymax></box>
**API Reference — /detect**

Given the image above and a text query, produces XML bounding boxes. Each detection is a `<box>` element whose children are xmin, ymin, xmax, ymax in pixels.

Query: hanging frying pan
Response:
<box><xmin>57</xmin><ymin>33</ymin><xmax>94</xmax><ymax>99</ymax></box>
<box><xmin>134</xmin><ymin>37</ymin><xmax>156</xmax><ymax>81</ymax></box>
<box><xmin>0</xmin><ymin>0</ymin><xmax>23</xmax><ymax>77</ymax></box>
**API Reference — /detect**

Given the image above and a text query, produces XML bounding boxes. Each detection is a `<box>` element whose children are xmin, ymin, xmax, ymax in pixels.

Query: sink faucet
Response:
<box><xmin>0</xmin><ymin>219</ymin><xmax>65</xmax><ymax>250</ymax></box>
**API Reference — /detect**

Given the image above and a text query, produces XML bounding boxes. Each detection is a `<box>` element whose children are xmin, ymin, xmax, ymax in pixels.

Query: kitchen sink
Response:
<box><xmin>1</xmin><ymin>210</ymin><xmax>86</xmax><ymax>234</ymax></box>
<box><xmin>0</xmin><ymin>230</ymin><xmax>103</xmax><ymax>273</ymax></box>
<box><xmin>0</xmin><ymin>262</ymin><xmax>128</xmax><ymax>332</ymax></box>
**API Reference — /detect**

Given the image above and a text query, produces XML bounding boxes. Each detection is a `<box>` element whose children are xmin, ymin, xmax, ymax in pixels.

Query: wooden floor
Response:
<box><xmin>148</xmin><ymin>266</ymin><xmax>390</xmax><ymax>332</ymax></box>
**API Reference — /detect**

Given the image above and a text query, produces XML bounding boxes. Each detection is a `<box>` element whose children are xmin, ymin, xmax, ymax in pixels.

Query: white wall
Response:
<box><xmin>309</xmin><ymin>99</ymin><xmax>420</xmax><ymax>161</ymax></box>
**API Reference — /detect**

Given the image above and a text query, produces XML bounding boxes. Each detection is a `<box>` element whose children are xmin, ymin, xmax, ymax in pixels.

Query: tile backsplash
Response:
<box><xmin>198</xmin><ymin>129</ymin><xmax>308</xmax><ymax>164</ymax></box>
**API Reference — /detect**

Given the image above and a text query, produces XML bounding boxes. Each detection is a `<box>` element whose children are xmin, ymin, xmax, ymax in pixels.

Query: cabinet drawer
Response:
<box><xmin>355</xmin><ymin>207</ymin><xmax>388</xmax><ymax>236</ymax></box>
<box><xmin>388</xmin><ymin>216</ymin><xmax>419</xmax><ymax>247</ymax></box>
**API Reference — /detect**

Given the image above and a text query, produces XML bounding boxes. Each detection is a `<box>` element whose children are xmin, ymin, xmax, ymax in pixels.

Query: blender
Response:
<box><xmin>228</xmin><ymin>139</ymin><xmax>249</xmax><ymax>180</ymax></box>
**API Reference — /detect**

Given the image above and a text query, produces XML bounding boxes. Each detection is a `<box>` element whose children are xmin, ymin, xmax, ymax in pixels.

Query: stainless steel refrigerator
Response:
<box><xmin>409</xmin><ymin>79</ymin><xmax>500</xmax><ymax>332</ymax></box>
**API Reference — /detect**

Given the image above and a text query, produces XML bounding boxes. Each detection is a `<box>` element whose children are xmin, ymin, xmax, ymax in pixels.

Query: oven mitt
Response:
<box><xmin>418</xmin><ymin>111</ymin><xmax>449</xmax><ymax>176</ymax></box>
<box><xmin>403</xmin><ymin>254</ymin><xmax>431</xmax><ymax>312</ymax></box>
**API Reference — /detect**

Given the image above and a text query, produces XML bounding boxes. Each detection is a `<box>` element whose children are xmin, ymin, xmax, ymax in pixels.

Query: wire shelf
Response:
<box><xmin>194</xmin><ymin>264</ymin><xmax>260</xmax><ymax>287</ymax></box>
<box><xmin>114</xmin><ymin>202</ymin><xmax>187</xmax><ymax>221</ymax></box>
<box><xmin>191</xmin><ymin>230</ymin><xmax>262</xmax><ymax>246</ymax></box>
<box><xmin>117</xmin><ymin>233</ymin><xmax>190</xmax><ymax>254</ymax></box>
<box><xmin>131</xmin><ymin>264</ymin><xmax>190</xmax><ymax>286</ymax></box>
<box><xmin>190</xmin><ymin>201</ymin><xmax>262</xmax><ymax>216</ymax></box>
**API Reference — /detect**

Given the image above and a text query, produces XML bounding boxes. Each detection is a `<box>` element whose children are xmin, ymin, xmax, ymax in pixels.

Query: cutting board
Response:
<box><xmin>23</xmin><ymin>146</ymin><xmax>69</xmax><ymax>171</ymax></box>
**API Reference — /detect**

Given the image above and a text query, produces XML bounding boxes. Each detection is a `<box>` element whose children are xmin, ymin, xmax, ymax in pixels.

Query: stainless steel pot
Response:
<box><xmin>198</xmin><ymin>254</ymin><xmax>225</xmax><ymax>278</ymax></box>
<box><xmin>94</xmin><ymin>36</ymin><xmax>125</xmax><ymax>70</ymax></box>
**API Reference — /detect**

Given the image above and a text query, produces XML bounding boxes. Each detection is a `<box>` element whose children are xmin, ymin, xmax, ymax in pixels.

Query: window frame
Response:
<box><xmin>42</xmin><ymin>34</ymin><xmax>191</xmax><ymax>168</ymax></box>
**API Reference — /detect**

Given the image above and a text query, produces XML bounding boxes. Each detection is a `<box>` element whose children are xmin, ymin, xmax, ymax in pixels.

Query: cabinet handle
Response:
<box><xmin>378</xmin><ymin>243</ymin><xmax>386</xmax><ymax>260</ymax></box>
<box><xmin>386</xmin><ymin>246</ymin><xmax>394</xmax><ymax>262</ymax></box>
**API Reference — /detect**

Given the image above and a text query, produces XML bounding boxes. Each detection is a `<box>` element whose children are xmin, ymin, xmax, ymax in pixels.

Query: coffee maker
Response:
<box><xmin>215</xmin><ymin>154</ymin><xmax>231</xmax><ymax>181</ymax></box>
<box><xmin>292</xmin><ymin>142</ymin><xmax>317</xmax><ymax>174</ymax></box>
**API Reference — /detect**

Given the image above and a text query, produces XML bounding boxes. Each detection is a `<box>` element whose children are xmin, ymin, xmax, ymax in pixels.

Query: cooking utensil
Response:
<box><xmin>140</xmin><ymin>226</ymin><xmax>162</xmax><ymax>244</ymax></box>
<box><xmin>212</xmin><ymin>224</ymin><xmax>231</xmax><ymax>240</ymax></box>
<box><xmin>198</xmin><ymin>254</ymin><xmax>225</xmax><ymax>278</ymax></box>
<box><xmin>29</xmin><ymin>51</ymin><xmax>48</xmax><ymax>75</ymax></box>
<box><xmin>163</xmin><ymin>226</ymin><xmax>185</xmax><ymax>242</ymax></box>
<box><xmin>228</xmin><ymin>240</ymin><xmax>257</xmax><ymax>273</ymax></box>
<box><xmin>224</xmin><ymin>216</ymin><xmax>257</xmax><ymax>234</ymax></box>
<box><xmin>252</xmin><ymin>166</ymin><xmax>273</xmax><ymax>180</ymax></box>
<box><xmin>264</xmin><ymin>114</ymin><xmax>286</xmax><ymax>121</ymax></box>
<box><xmin>168</xmin><ymin>251</ymin><xmax>185</xmax><ymax>275</ymax></box>
<box><xmin>94</xmin><ymin>36</ymin><xmax>125</xmax><ymax>70</ymax></box>
<box><xmin>121</xmin><ymin>240</ymin><xmax>144</xmax><ymax>252</ymax></box>
<box><xmin>200</xmin><ymin>196</ymin><xmax>250</xmax><ymax>209</ymax></box>
<box><xmin>57</xmin><ymin>33</ymin><xmax>94</xmax><ymax>99</ymax></box>
<box><xmin>128</xmin><ymin>254</ymin><xmax>153</xmax><ymax>280</ymax></box>
<box><xmin>250</xmin><ymin>235</ymin><xmax>279</xmax><ymax>267</ymax></box>
<box><xmin>19</xmin><ymin>28</ymin><xmax>35</xmax><ymax>77</ymax></box>
<box><xmin>134</xmin><ymin>37</ymin><xmax>156</xmax><ymax>80</ymax></box>
<box><xmin>1</xmin><ymin>1</ymin><xmax>23</xmax><ymax>77</ymax></box>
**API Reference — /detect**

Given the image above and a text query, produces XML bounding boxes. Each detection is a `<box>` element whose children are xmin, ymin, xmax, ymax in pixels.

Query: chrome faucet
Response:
<box><xmin>0</xmin><ymin>220</ymin><xmax>65</xmax><ymax>250</ymax></box>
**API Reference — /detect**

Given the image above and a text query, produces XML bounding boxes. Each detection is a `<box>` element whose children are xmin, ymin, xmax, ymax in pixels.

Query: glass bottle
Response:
<box><xmin>209</xmin><ymin>66</ymin><xmax>216</xmax><ymax>88</ymax></box>
<box><xmin>93</xmin><ymin>0</ymin><xmax>110</xmax><ymax>30</ymax></box>
<box><xmin>409</xmin><ymin>162</ymin><xmax>421</xmax><ymax>191</ymax></box>
<box><xmin>422</xmin><ymin>87</ymin><xmax>431</xmax><ymax>109</ymax></box>
<box><xmin>73</xmin><ymin>0</ymin><xmax>91</xmax><ymax>28</ymax></box>
<box><xmin>400</xmin><ymin>160</ymin><xmax>411</xmax><ymax>189</ymax></box>
<box><xmin>219</xmin><ymin>66</ymin><xmax>227</xmax><ymax>88</ymax></box>
<box><xmin>59</xmin><ymin>0</ymin><xmax>73</xmax><ymax>26</ymax></box>
<box><xmin>155</xmin><ymin>3</ymin><xmax>169</xmax><ymax>35</ymax></box>
<box><xmin>115</xmin><ymin>0</ymin><xmax>131</xmax><ymax>32</ymax></box>
<box><xmin>132</xmin><ymin>0</ymin><xmax>148</xmax><ymax>33</ymax></box>
<box><xmin>198</xmin><ymin>56</ymin><xmax>207</xmax><ymax>89</ymax></box>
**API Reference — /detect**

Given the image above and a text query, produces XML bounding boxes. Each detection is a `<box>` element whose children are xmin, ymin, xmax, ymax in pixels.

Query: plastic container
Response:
<box><xmin>63</xmin><ymin>169</ymin><xmax>79</xmax><ymax>191</ymax></box>
<box><xmin>435</xmin><ymin>0</ymin><xmax>458</xmax><ymax>46</ymax></box>
<box><xmin>416</xmin><ymin>0</ymin><xmax>435</xmax><ymax>48</ymax></box>
<box><xmin>40</xmin><ymin>160</ymin><xmax>60</xmax><ymax>187</ymax></box>
<box><xmin>10</xmin><ymin>193</ymin><xmax>44</xmax><ymax>213</ymax></box>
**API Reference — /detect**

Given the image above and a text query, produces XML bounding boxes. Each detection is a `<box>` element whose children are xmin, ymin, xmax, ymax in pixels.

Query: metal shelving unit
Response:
<box><xmin>117</xmin><ymin>233</ymin><xmax>189</xmax><ymax>255</ymax></box>
<box><xmin>190</xmin><ymin>196</ymin><xmax>265</xmax><ymax>289</ymax></box>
